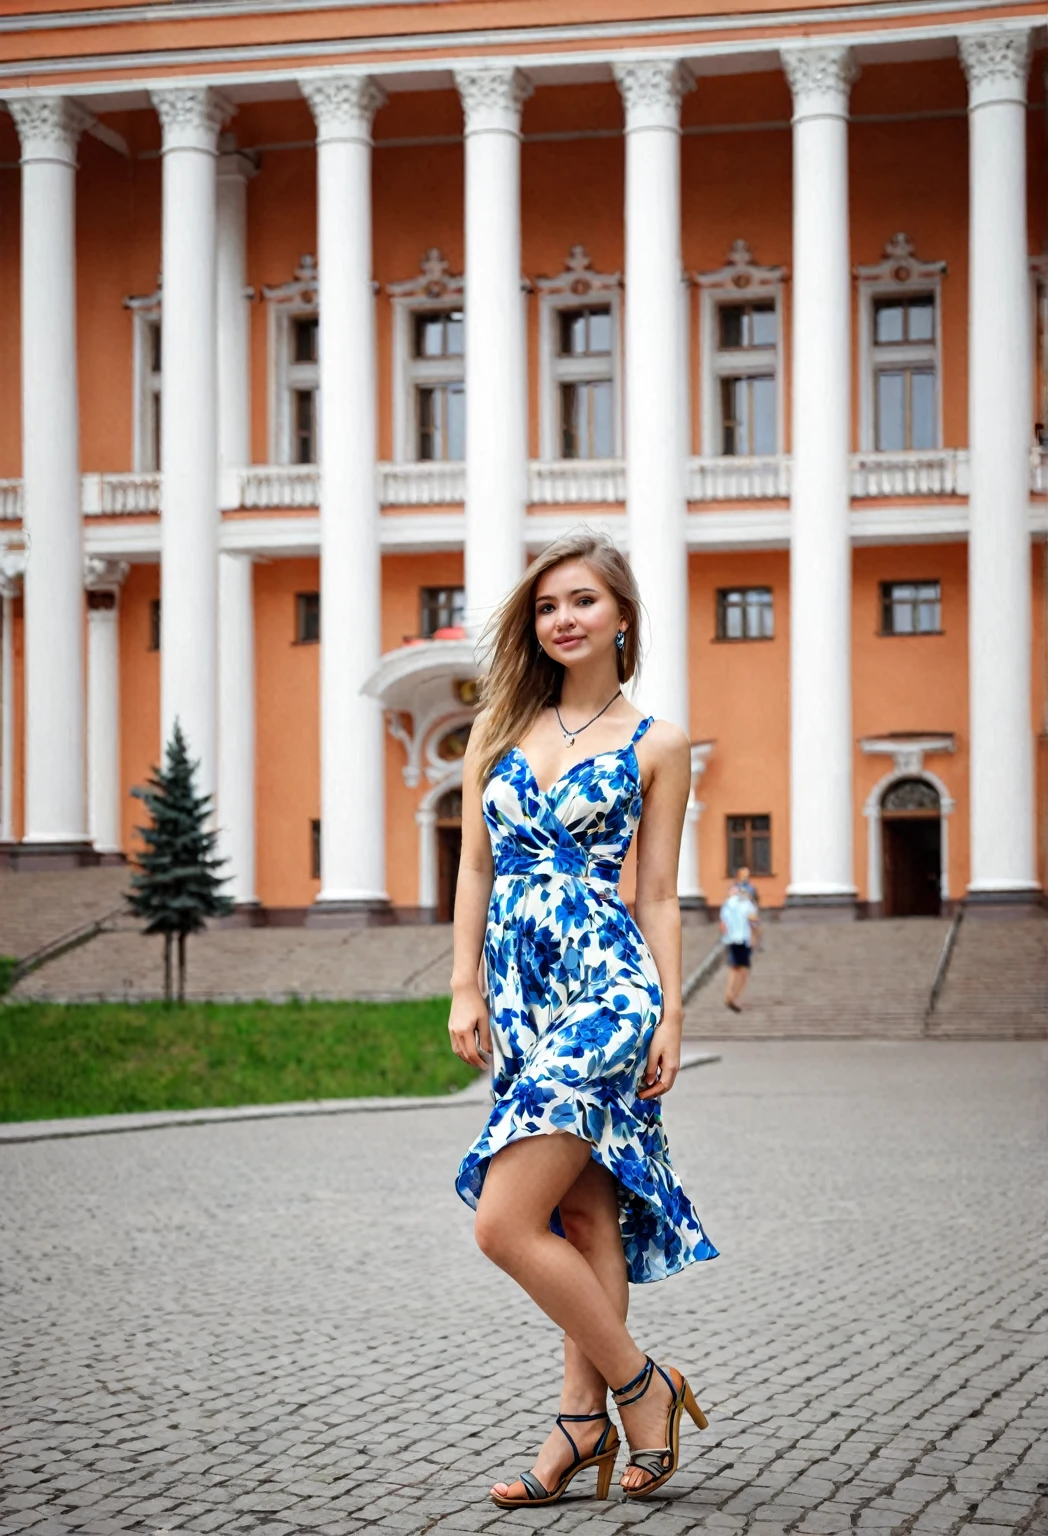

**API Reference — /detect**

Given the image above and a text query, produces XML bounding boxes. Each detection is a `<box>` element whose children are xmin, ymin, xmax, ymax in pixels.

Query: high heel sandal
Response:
<box><xmin>489</xmin><ymin>1410</ymin><xmax>619</xmax><ymax>1508</ymax></box>
<box><xmin>612</xmin><ymin>1356</ymin><xmax>708</xmax><ymax>1500</ymax></box>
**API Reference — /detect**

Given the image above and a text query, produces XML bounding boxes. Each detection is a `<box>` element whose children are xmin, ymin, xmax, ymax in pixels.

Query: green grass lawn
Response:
<box><xmin>0</xmin><ymin>996</ymin><xmax>476</xmax><ymax>1122</ymax></box>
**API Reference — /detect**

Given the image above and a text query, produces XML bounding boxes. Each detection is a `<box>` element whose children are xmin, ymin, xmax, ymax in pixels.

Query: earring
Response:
<box><xmin>616</xmin><ymin>630</ymin><xmax>626</xmax><ymax>653</ymax></box>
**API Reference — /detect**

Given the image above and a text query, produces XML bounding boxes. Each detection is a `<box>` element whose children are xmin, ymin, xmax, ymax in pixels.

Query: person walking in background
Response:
<box><xmin>720</xmin><ymin>881</ymin><xmax>759</xmax><ymax>1014</ymax></box>
<box><xmin>732</xmin><ymin>865</ymin><xmax>759</xmax><ymax>908</ymax></box>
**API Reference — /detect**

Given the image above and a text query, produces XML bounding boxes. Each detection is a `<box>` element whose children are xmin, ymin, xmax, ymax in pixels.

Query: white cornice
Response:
<box><xmin>0</xmin><ymin>6</ymin><xmax>1039</xmax><ymax>90</ymax></box>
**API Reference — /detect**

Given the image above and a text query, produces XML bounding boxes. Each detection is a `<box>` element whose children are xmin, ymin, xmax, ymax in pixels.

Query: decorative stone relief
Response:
<box><xmin>455</xmin><ymin>67</ymin><xmax>533</xmax><ymax>134</ymax></box>
<box><xmin>387</xmin><ymin>249</ymin><xmax>464</xmax><ymax>301</ymax></box>
<box><xmin>0</xmin><ymin>549</ymin><xmax>25</xmax><ymax>601</ymax></box>
<box><xmin>535</xmin><ymin>246</ymin><xmax>620</xmax><ymax>297</ymax></box>
<box><xmin>300</xmin><ymin>76</ymin><xmax>387</xmax><ymax>141</ymax></box>
<box><xmin>959</xmin><ymin>29</ymin><xmax>1031</xmax><ymax>104</ymax></box>
<box><xmin>696</xmin><ymin>239</ymin><xmax>785</xmax><ymax>294</ymax></box>
<box><xmin>780</xmin><ymin>45</ymin><xmax>859</xmax><ymax>112</ymax></box>
<box><xmin>855</xmin><ymin>232</ymin><xmax>946</xmax><ymax>287</ymax></box>
<box><xmin>882</xmin><ymin>778</ymin><xmax>940</xmax><ymax>812</ymax></box>
<box><xmin>262</xmin><ymin>254</ymin><xmax>319</xmax><ymax>309</ymax></box>
<box><xmin>9</xmin><ymin>97</ymin><xmax>93</xmax><ymax>165</ymax></box>
<box><xmin>613</xmin><ymin>59</ymin><xmax>694</xmax><ymax>129</ymax></box>
<box><xmin>151</xmin><ymin>87</ymin><xmax>235</xmax><ymax>153</ymax></box>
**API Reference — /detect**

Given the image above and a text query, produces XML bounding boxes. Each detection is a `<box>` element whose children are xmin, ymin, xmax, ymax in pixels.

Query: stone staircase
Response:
<box><xmin>0</xmin><ymin>866</ymin><xmax>129</xmax><ymax>961</ymax></box>
<box><xmin>927</xmin><ymin>914</ymin><xmax>1047</xmax><ymax>1038</ymax></box>
<box><xmin>683</xmin><ymin>917</ymin><xmax>950</xmax><ymax>1039</ymax></box>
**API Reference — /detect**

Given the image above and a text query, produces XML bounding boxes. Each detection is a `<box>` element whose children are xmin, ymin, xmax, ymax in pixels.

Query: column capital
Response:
<box><xmin>0</xmin><ymin>550</ymin><xmax>25</xmax><ymax>601</ymax></box>
<box><xmin>217</xmin><ymin>133</ymin><xmax>259</xmax><ymax>183</ymax></box>
<box><xmin>613</xmin><ymin>59</ymin><xmax>694</xmax><ymax>132</ymax></box>
<box><xmin>84</xmin><ymin>557</ymin><xmax>129</xmax><ymax>602</ymax></box>
<box><xmin>300</xmin><ymin>75</ymin><xmax>386</xmax><ymax>145</ymax></box>
<box><xmin>8</xmin><ymin>96</ymin><xmax>93</xmax><ymax>167</ymax></box>
<box><xmin>781</xmin><ymin>45</ymin><xmax>859</xmax><ymax>122</ymax></box>
<box><xmin>455</xmin><ymin>66</ymin><xmax>533</xmax><ymax>136</ymax></box>
<box><xmin>151</xmin><ymin>86</ymin><xmax>235</xmax><ymax>154</ymax></box>
<box><xmin>959</xmin><ymin>28</ymin><xmax>1031</xmax><ymax>110</ymax></box>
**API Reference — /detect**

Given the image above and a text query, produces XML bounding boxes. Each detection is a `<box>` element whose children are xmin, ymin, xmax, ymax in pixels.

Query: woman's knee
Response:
<box><xmin>559</xmin><ymin>1198</ymin><xmax>604</xmax><ymax>1254</ymax></box>
<box><xmin>474</xmin><ymin>1204</ymin><xmax>516</xmax><ymax>1266</ymax></box>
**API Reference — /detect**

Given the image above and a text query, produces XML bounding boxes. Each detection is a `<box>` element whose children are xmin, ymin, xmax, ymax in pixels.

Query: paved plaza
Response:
<box><xmin>2</xmin><ymin>1042</ymin><xmax>1047</xmax><ymax>1536</ymax></box>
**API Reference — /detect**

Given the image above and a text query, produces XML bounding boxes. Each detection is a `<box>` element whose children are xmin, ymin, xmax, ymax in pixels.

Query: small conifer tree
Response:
<box><xmin>128</xmin><ymin>721</ymin><xmax>233</xmax><ymax>1002</ymax></box>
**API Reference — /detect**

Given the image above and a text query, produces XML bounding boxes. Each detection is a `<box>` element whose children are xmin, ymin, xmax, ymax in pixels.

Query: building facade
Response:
<box><xmin>0</xmin><ymin>0</ymin><xmax>1045</xmax><ymax>922</ymax></box>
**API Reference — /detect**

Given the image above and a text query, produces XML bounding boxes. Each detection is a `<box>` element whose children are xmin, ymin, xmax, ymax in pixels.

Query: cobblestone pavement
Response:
<box><xmin>2</xmin><ymin>1041</ymin><xmax>1046</xmax><ymax>1536</ymax></box>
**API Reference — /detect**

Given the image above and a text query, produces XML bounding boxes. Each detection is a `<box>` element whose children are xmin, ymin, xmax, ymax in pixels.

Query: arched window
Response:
<box><xmin>882</xmin><ymin>778</ymin><xmax>940</xmax><ymax>813</ymax></box>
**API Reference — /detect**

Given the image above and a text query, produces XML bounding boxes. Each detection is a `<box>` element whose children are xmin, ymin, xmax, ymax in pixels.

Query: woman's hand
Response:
<box><xmin>637</xmin><ymin>1017</ymin><xmax>681</xmax><ymax>1099</ymax></box>
<box><xmin>448</xmin><ymin>985</ymin><xmax>492</xmax><ymax>1070</ymax></box>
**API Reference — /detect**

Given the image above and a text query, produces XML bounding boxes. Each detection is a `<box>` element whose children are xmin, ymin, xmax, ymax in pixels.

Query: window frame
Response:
<box><xmin>262</xmin><ymin>255</ymin><xmax>321</xmax><ymax>466</ymax></box>
<box><xmin>715</xmin><ymin>586</ymin><xmax>775</xmax><ymax>643</ymax></box>
<box><xmin>697</xmin><ymin>241</ymin><xmax>785</xmax><ymax>460</ymax></box>
<box><xmin>125</xmin><ymin>279</ymin><xmax>163</xmax><ymax>473</ymax></box>
<box><xmin>725</xmin><ymin>814</ymin><xmax>773</xmax><ymax>879</ymax></box>
<box><xmin>388</xmin><ymin>250</ymin><xmax>466</xmax><ymax>465</ymax></box>
<box><xmin>295</xmin><ymin>591</ymin><xmax>320</xmax><ymax>645</ymax></box>
<box><xmin>419</xmin><ymin>585</ymin><xmax>465</xmax><ymax>639</ymax></box>
<box><xmin>856</xmin><ymin>234</ymin><xmax>946</xmax><ymax>454</ymax></box>
<box><xmin>537</xmin><ymin>247</ymin><xmax>623</xmax><ymax>462</ymax></box>
<box><xmin>878</xmin><ymin>579</ymin><xmax>943</xmax><ymax>637</ymax></box>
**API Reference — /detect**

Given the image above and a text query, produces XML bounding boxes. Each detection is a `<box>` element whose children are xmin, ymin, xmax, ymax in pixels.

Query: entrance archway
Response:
<box><xmin>435</xmin><ymin>787</ymin><xmax>462</xmax><ymax>924</ymax></box>
<box><xmin>880</xmin><ymin>777</ymin><xmax>942</xmax><ymax>917</ymax></box>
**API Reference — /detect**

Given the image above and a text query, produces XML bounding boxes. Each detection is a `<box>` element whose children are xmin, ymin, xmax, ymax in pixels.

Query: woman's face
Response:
<box><xmin>532</xmin><ymin>559</ymin><xmax>624</xmax><ymax>668</ymax></box>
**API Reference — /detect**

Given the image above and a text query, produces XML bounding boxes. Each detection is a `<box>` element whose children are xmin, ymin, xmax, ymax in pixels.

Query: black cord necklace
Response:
<box><xmin>554</xmin><ymin>691</ymin><xmax>623</xmax><ymax>748</ymax></box>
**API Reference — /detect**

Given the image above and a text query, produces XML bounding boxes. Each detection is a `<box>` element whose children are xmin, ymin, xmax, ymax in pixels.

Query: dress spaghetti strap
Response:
<box><xmin>631</xmin><ymin>715</ymin><xmax>655</xmax><ymax>745</ymax></box>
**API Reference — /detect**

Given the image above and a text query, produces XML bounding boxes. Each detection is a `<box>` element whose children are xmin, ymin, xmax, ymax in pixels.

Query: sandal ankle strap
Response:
<box><xmin>612</xmin><ymin>1357</ymin><xmax>654</xmax><ymax>1407</ymax></box>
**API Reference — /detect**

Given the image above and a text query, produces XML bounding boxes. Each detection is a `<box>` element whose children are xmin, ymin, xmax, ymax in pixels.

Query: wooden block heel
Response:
<box><xmin>613</xmin><ymin>1356</ymin><xmax>709</xmax><ymax>1500</ymax></box>
<box><xmin>683</xmin><ymin>1381</ymin><xmax>708</xmax><ymax>1430</ymax></box>
<box><xmin>490</xmin><ymin>1411</ymin><xmax>619</xmax><ymax>1509</ymax></box>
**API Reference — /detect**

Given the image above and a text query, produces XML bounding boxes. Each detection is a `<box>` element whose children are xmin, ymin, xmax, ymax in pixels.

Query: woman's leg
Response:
<box><xmin>476</xmin><ymin>1134</ymin><xmax>674</xmax><ymax>1491</ymax></box>
<box><xmin>490</xmin><ymin>1156</ymin><xmax>627</xmax><ymax>1499</ymax></box>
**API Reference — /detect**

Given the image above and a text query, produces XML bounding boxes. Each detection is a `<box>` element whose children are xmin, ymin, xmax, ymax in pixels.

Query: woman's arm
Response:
<box><xmin>632</xmin><ymin>722</ymin><xmax>693</xmax><ymax>1100</ymax></box>
<box><xmin>447</xmin><ymin>730</ymin><xmax>495</xmax><ymax>1070</ymax></box>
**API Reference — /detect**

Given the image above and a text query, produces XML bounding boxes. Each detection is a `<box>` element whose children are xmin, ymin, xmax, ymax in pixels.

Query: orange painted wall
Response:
<box><xmin>252</xmin><ymin>551</ymin><xmax>465</xmax><ymax>909</ymax></box>
<box><xmin>851</xmin><ymin>543</ymin><xmax>969</xmax><ymax>900</ymax></box>
<box><xmin>254</xmin><ymin>556</ymin><xmax>320</xmax><ymax>908</ymax></box>
<box><xmin>688</xmin><ymin>550</ymin><xmax>791</xmax><ymax>908</ymax></box>
<box><xmin>118</xmin><ymin>563</ymin><xmax>161</xmax><ymax>857</ymax></box>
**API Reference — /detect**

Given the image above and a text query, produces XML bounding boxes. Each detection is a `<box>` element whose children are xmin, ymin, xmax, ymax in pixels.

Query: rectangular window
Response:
<box><xmin>880</xmin><ymin>581</ymin><xmax>941</xmax><ymax>635</ymax></box>
<box><xmin>727</xmin><ymin>815</ymin><xmax>772</xmax><ymax>877</ymax></box>
<box><xmin>871</xmin><ymin>294</ymin><xmax>938</xmax><ymax>452</ymax></box>
<box><xmin>548</xmin><ymin>301</ymin><xmax>618</xmax><ymax>460</ymax></box>
<box><xmin>420</xmin><ymin>585</ymin><xmax>465</xmax><ymax>639</ymax></box>
<box><xmin>136</xmin><ymin>317</ymin><xmax>162</xmax><ymax>472</ymax></box>
<box><xmin>417</xmin><ymin>382</ymin><xmax>465</xmax><ymax>462</ymax></box>
<box><xmin>280</xmin><ymin>310</ymin><xmax>319</xmax><ymax>464</ymax></box>
<box><xmin>415</xmin><ymin>309</ymin><xmax>464</xmax><ymax>360</ymax></box>
<box><xmin>148</xmin><ymin>597</ymin><xmax>161</xmax><ymax>652</ymax></box>
<box><xmin>713</xmin><ymin>300</ymin><xmax>778</xmax><ymax>457</ymax></box>
<box><xmin>296</xmin><ymin>591</ymin><xmax>320</xmax><ymax>644</ymax></box>
<box><xmin>311</xmin><ymin>819</ymin><xmax>321</xmax><ymax>880</ymax></box>
<box><xmin>716</xmin><ymin>587</ymin><xmax>774</xmax><ymax>641</ymax></box>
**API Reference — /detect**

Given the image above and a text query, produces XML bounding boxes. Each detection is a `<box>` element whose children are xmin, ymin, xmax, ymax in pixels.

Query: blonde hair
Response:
<box><xmin>472</xmin><ymin>529</ymin><xmax>643</xmax><ymax>786</ymax></box>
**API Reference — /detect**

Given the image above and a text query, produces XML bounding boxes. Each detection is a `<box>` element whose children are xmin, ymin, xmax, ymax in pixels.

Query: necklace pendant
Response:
<box><xmin>565</xmin><ymin>733</ymin><xmax>575</xmax><ymax>747</ymax></box>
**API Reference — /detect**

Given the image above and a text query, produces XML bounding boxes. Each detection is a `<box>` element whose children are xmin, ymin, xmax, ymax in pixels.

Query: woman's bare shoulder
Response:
<box><xmin>642</xmin><ymin>717</ymin><xmax>692</xmax><ymax>765</ymax></box>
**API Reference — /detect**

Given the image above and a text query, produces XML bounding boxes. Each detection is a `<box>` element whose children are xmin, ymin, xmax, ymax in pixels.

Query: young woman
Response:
<box><xmin>449</xmin><ymin>530</ymin><xmax>718</xmax><ymax>1508</ymax></box>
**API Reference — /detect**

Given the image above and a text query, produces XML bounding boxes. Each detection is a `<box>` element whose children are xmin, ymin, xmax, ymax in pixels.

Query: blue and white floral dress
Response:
<box><xmin>455</xmin><ymin>717</ymin><xmax>718</xmax><ymax>1285</ymax></box>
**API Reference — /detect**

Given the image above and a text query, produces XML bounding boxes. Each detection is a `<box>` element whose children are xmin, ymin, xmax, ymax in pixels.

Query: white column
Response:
<box><xmin>0</xmin><ymin>554</ymin><xmax>23</xmax><ymax>844</ymax></box>
<box><xmin>614</xmin><ymin>61</ymin><xmax>698</xmax><ymax>898</ymax></box>
<box><xmin>781</xmin><ymin>46</ymin><xmax>859</xmax><ymax>905</ymax></box>
<box><xmin>455</xmin><ymin>67</ymin><xmax>531</xmax><ymax>633</ymax></box>
<box><xmin>9</xmin><ymin>98</ymin><xmax>90</xmax><ymax>848</ymax></box>
<box><xmin>218</xmin><ymin>552</ymin><xmax>257</xmax><ymax>906</ymax></box>
<box><xmin>151</xmin><ymin>86</ymin><xmax>232</xmax><ymax>803</ymax></box>
<box><xmin>416</xmin><ymin>805</ymin><xmax>438</xmax><ymax>912</ymax></box>
<box><xmin>300</xmin><ymin>75</ymin><xmax>389</xmax><ymax>915</ymax></box>
<box><xmin>961</xmin><ymin>29</ymin><xmax>1037</xmax><ymax>899</ymax></box>
<box><xmin>84</xmin><ymin>558</ymin><xmax>129</xmax><ymax>856</ymax></box>
<box><xmin>216</xmin><ymin>137</ymin><xmax>256</xmax><ymax>506</ymax></box>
